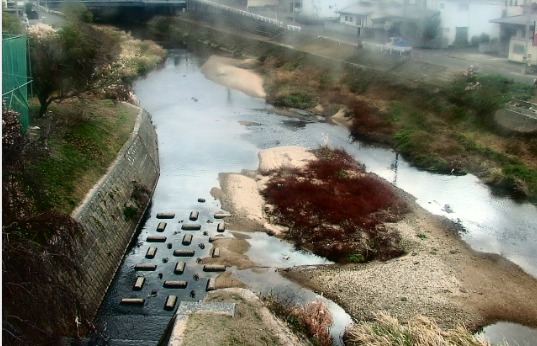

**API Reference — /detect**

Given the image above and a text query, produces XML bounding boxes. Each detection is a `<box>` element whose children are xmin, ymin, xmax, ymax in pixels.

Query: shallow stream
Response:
<box><xmin>95</xmin><ymin>49</ymin><xmax>537</xmax><ymax>345</ymax></box>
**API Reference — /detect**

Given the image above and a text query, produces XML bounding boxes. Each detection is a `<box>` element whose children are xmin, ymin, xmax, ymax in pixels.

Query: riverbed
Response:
<box><xmin>94</xmin><ymin>48</ymin><xmax>537</xmax><ymax>345</ymax></box>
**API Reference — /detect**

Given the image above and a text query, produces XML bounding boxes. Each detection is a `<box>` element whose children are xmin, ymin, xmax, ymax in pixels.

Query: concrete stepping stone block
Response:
<box><xmin>146</xmin><ymin>246</ymin><xmax>157</xmax><ymax>259</ymax></box>
<box><xmin>157</xmin><ymin>222</ymin><xmax>167</xmax><ymax>232</ymax></box>
<box><xmin>174</xmin><ymin>262</ymin><xmax>186</xmax><ymax>274</ymax></box>
<box><xmin>147</xmin><ymin>235</ymin><xmax>167</xmax><ymax>242</ymax></box>
<box><xmin>164</xmin><ymin>295</ymin><xmax>177</xmax><ymax>311</ymax></box>
<box><xmin>173</xmin><ymin>249</ymin><xmax>195</xmax><ymax>257</ymax></box>
<box><xmin>135</xmin><ymin>263</ymin><xmax>157</xmax><ymax>271</ymax></box>
<box><xmin>181</xmin><ymin>223</ymin><xmax>201</xmax><ymax>230</ymax></box>
<box><xmin>189</xmin><ymin>211</ymin><xmax>199</xmax><ymax>221</ymax></box>
<box><xmin>163</xmin><ymin>280</ymin><xmax>188</xmax><ymax>289</ymax></box>
<box><xmin>182</xmin><ymin>234</ymin><xmax>193</xmax><ymax>245</ymax></box>
<box><xmin>157</xmin><ymin>213</ymin><xmax>175</xmax><ymax>219</ymax></box>
<box><xmin>120</xmin><ymin>298</ymin><xmax>145</xmax><ymax>305</ymax></box>
<box><xmin>133</xmin><ymin>277</ymin><xmax>145</xmax><ymax>291</ymax></box>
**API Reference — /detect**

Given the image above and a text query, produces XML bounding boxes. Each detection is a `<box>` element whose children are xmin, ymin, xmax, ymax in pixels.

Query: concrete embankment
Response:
<box><xmin>71</xmin><ymin>104</ymin><xmax>159</xmax><ymax>317</ymax></box>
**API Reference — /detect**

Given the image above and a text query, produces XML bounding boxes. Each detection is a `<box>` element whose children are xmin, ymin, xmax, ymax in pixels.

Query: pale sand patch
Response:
<box><xmin>331</xmin><ymin>107</ymin><xmax>352</xmax><ymax>127</ymax></box>
<box><xmin>258</xmin><ymin>146</ymin><xmax>316</xmax><ymax>174</ymax></box>
<box><xmin>200</xmin><ymin>55</ymin><xmax>266</xmax><ymax>99</ymax></box>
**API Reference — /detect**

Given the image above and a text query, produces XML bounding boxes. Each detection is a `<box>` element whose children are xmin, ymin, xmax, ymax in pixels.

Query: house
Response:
<box><xmin>278</xmin><ymin>0</ymin><xmax>357</xmax><ymax>23</ymax></box>
<box><xmin>336</xmin><ymin>1</ymin><xmax>439</xmax><ymax>44</ymax></box>
<box><xmin>428</xmin><ymin>0</ymin><xmax>504</xmax><ymax>47</ymax></box>
<box><xmin>490</xmin><ymin>13</ymin><xmax>537</xmax><ymax>65</ymax></box>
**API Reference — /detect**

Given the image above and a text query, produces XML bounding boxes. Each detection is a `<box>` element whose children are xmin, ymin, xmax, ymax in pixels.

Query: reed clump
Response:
<box><xmin>344</xmin><ymin>312</ymin><xmax>500</xmax><ymax>346</ymax></box>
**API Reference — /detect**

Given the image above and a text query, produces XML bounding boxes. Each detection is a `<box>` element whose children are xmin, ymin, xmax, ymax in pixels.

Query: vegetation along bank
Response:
<box><xmin>2</xmin><ymin>9</ymin><xmax>166</xmax><ymax>345</ymax></box>
<box><xmin>148</xmin><ymin>14</ymin><xmax>537</xmax><ymax>204</ymax></box>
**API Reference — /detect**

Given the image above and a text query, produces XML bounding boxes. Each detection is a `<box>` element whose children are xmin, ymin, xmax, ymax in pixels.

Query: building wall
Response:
<box><xmin>71</xmin><ymin>105</ymin><xmax>159</xmax><ymax>317</ymax></box>
<box><xmin>508</xmin><ymin>35</ymin><xmax>537</xmax><ymax>62</ymax></box>
<box><xmin>430</xmin><ymin>0</ymin><xmax>502</xmax><ymax>46</ymax></box>
<box><xmin>298</xmin><ymin>0</ymin><xmax>356</xmax><ymax>21</ymax></box>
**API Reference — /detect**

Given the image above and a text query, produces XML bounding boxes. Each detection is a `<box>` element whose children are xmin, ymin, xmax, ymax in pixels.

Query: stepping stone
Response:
<box><xmin>133</xmin><ymin>277</ymin><xmax>145</xmax><ymax>291</ymax></box>
<box><xmin>164</xmin><ymin>295</ymin><xmax>177</xmax><ymax>311</ymax></box>
<box><xmin>157</xmin><ymin>222</ymin><xmax>167</xmax><ymax>232</ymax></box>
<box><xmin>217</xmin><ymin>222</ymin><xmax>225</xmax><ymax>232</ymax></box>
<box><xmin>214</xmin><ymin>211</ymin><xmax>231</xmax><ymax>219</ymax></box>
<box><xmin>181</xmin><ymin>223</ymin><xmax>201</xmax><ymax>231</ymax></box>
<box><xmin>147</xmin><ymin>235</ymin><xmax>167</xmax><ymax>242</ymax></box>
<box><xmin>206</xmin><ymin>278</ymin><xmax>216</xmax><ymax>291</ymax></box>
<box><xmin>203</xmin><ymin>264</ymin><xmax>226</xmax><ymax>272</ymax></box>
<box><xmin>135</xmin><ymin>263</ymin><xmax>157</xmax><ymax>271</ymax></box>
<box><xmin>182</xmin><ymin>234</ymin><xmax>193</xmax><ymax>245</ymax></box>
<box><xmin>146</xmin><ymin>246</ymin><xmax>157</xmax><ymax>259</ymax></box>
<box><xmin>120</xmin><ymin>298</ymin><xmax>145</xmax><ymax>305</ymax></box>
<box><xmin>163</xmin><ymin>280</ymin><xmax>188</xmax><ymax>289</ymax></box>
<box><xmin>189</xmin><ymin>211</ymin><xmax>199</xmax><ymax>221</ymax></box>
<box><xmin>174</xmin><ymin>262</ymin><xmax>186</xmax><ymax>274</ymax></box>
<box><xmin>157</xmin><ymin>213</ymin><xmax>175</xmax><ymax>219</ymax></box>
<box><xmin>173</xmin><ymin>249</ymin><xmax>195</xmax><ymax>257</ymax></box>
<box><xmin>212</xmin><ymin>248</ymin><xmax>220</xmax><ymax>258</ymax></box>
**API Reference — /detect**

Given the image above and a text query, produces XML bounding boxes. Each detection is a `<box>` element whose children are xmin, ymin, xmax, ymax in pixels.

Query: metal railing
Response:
<box><xmin>189</xmin><ymin>0</ymin><xmax>301</xmax><ymax>32</ymax></box>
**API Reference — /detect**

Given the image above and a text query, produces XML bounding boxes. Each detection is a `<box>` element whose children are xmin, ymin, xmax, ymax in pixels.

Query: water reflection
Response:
<box><xmin>96</xmin><ymin>48</ymin><xmax>537</xmax><ymax>343</ymax></box>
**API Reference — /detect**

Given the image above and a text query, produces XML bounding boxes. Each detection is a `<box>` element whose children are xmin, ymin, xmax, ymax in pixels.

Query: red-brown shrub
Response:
<box><xmin>262</xmin><ymin>147</ymin><xmax>408</xmax><ymax>262</ymax></box>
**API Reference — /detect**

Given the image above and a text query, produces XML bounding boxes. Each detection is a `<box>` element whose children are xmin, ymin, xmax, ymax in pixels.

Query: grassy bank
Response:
<box><xmin>149</xmin><ymin>15</ymin><xmax>537</xmax><ymax>203</ymax></box>
<box><xmin>20</xmin><ymin>25</ymin><xmax>166</xmax><ymax>214</ymax></box>
<box><xmin>2</xmin><ymin>24</ymin><xmax>166</xmax><ymax>345</ymax></box>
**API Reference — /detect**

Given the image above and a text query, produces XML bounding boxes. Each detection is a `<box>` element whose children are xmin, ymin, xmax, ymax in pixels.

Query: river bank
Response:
<box><xmin>200</xmin><ymin>54</ymin><xmax>537</xmax><ymax>335</ymax></box>
<box><xmin>159</xmin><ymin>14</ymin><xmax>537</xmax><ymax>203</ymax></box>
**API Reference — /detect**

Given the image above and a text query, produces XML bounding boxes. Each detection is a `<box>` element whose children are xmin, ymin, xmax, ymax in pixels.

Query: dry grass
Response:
<box><xmin>345</xmin><ymin>312</ymin><xmax>500</xmax><ymax>346</ymax></box>
<box><xmin>263</xmin><ymin>294</ymin><xmax>333</xmax><ymax>346</ymax></box>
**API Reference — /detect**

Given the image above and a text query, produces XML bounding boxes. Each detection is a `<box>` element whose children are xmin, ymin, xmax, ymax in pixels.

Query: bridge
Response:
<box><xmin>42</xmin><ymin>0</ymin><xmax>186</xmax><ymax>9</ymax></box>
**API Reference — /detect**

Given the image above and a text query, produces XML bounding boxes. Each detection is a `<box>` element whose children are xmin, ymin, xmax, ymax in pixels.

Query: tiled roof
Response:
<box><xmin>490</xmin><ymin>14</ymin><xmax>537</xmax><ymax>25</ymax></box>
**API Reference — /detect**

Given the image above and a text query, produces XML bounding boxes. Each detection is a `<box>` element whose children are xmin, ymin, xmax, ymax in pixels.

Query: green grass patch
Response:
<box><xmin>27</xmin><ymin>100</ymin><xmax>138</xmax><ymax>213</ymax></box>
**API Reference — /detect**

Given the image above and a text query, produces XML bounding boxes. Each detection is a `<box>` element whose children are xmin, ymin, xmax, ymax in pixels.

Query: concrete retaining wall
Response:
<box><xmin>71</xmin><ymin>105</ymin><xmax>159</xmax><ymax>317</ymax></box>
<box><xmin>495</xmin><ymin>108</ymin><xmax>537</xmax><ymax>134</ymax></box>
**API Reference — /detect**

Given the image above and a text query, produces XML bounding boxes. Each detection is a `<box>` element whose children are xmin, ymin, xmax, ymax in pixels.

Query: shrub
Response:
<box><xmin>273</xmin><ymin>92</ymin><xmax>315</xmax><ymax>109</ymax></box>
<box><xmin>262</xmin><ymin>147</ymin><xmax>408</xmax><ymax>262</ymax></box>
<box><xmin>263</xmin><ymin>294</ymin><xmax>333</xmax><ymax>346</ymax></box>
<box><xmin>349</xmin><ymin>100</ymin><xmax>393</xmax><ymax>143</ymax></box>
<box><xmin>123</xmin><ymin>205</ymin><xmax>138</xmax><ymax>220</ymax></box>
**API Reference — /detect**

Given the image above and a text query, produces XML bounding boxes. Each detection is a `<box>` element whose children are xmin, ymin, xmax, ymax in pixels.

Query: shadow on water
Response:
<box><xmin>92</xmin><ymin>48</ymin><xmax>537</xmax><ymax>345</ymax></box>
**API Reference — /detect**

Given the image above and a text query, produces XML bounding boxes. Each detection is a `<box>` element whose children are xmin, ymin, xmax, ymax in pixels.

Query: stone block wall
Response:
<box><xmin>71</xmin><ymin>106</ymin><xmax>159</xmax><ymax>317</ymax></box>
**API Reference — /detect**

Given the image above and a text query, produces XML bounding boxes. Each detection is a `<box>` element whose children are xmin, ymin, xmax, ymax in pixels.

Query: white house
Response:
<box><xmin>491</xmin><ymin>13</ymin><xmax>537</xmax><ymax>64</ymax></box>
<box><xmin>428</xmin><ymin>0</ymin><xmax>503</xmax><ymax>47</ymax></box>
<box><xmin>337</xmin><ymin>2</ymin><xmax>439</xmax><ymax>43</ymax></box>
<box><xmin>279</xmin><ymin>0</ymin><xmax>357</xmax><ymax>22</ymax></box>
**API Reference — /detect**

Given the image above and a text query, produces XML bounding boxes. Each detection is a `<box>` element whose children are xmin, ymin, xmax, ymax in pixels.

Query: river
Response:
<box><xmin>94</xmin><ymin>48</ymin><xmax>537</xmax><ymax>345</ymax></box>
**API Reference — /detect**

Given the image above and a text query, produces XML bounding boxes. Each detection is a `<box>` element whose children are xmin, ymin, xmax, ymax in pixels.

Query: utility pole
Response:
<box><xmin>522</xmin><ymin>1</ymin><xmax>533</xmax><ymax>74</ymax></box>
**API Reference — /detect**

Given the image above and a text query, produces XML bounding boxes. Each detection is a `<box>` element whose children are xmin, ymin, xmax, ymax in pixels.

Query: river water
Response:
<box><xmin>94</xmin><ymin>49</ymin><xmax>537</xmax><ymax>345</ymax></box>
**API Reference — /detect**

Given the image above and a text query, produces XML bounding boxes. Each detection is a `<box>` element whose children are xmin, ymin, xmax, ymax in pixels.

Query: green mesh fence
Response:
<box><xmin>2</xmin><ymin>33</ymin><xmax>30</xmax><ymax>131</ymax></box>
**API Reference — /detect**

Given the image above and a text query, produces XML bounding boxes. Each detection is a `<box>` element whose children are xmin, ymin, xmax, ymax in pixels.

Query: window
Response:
<box><xmin>440</xmin><ymin>3</ymin><xmax>444</xmax><ymax>9</ymax></box>
<box><xmin>513</xmin><ymin>43</ymin><xmax>525</xmax><ymax>54</ymax></box>
<box><xmin>444</xmin><ymin>27</ymin><xmax>450</xmax><ymax>33</ymax></box>
<box><xmin>458</xmin><ymin>3</ymin><xmax>468</xmax><ymax>11</ymax></box>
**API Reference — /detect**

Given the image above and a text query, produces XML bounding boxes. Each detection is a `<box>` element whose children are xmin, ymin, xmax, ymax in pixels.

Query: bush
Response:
<box><xmin>262</xmin><ymin>147</ymin><xmax>408</xmax><ymax>262</ymax></box>
<box><xmin>263</xmin><ymin>294</ymin><xmax>333</xmax><ymax>346</ymax></box>
<box><xmin>273</xmin><ymin>92</ymin><xmax>315</xmax><ymax>109</ymax></box>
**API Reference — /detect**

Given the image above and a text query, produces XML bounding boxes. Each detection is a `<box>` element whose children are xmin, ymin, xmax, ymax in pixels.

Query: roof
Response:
<box><xmin>337</xmin><ymin>4</ymin><xmax>374</xmax><ymax>16</ymax></box>
<box><xmin>338</xmin><ymin>3</ymin><xmax>438</xmax><ymax>21</ymax></box>
<box><xmin>490</xmin><ymin>14</ymin><xmax>537</xmax><ymax>26</ymax></box>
